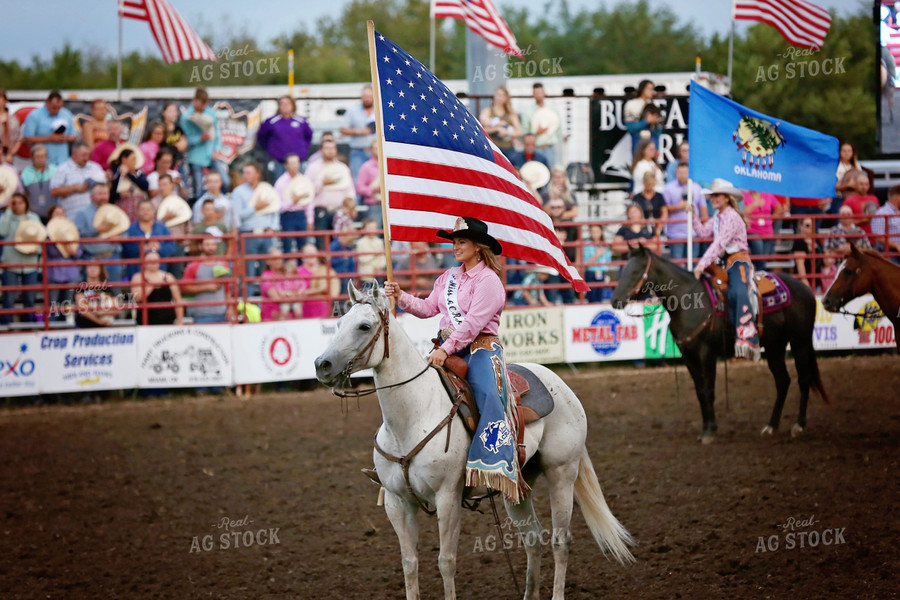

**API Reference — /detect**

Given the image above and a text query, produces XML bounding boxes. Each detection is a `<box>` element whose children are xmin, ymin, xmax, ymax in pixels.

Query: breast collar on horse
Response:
<box><xmin>328</xmin><ymin>296</ymin><xmax>467</xmax><ymax>516</ymax></box>
<box><xmin>628</xmin><ymin>252</ymin><xmax>716</xmax><ymax>347</ymax></box>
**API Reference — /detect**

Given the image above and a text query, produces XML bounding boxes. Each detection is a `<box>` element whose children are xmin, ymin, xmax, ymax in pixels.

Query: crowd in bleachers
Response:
<box><xmin>1</xmin><ymin>83</ymin><xmax>899</xmax><ymax>330</ymax></box>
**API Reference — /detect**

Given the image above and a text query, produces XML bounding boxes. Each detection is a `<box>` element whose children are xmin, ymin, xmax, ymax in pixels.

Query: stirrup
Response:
<box><xmin>361</xmin><ymin>467</ymin><xmax>381</xmax><ymax>485</ymax></box>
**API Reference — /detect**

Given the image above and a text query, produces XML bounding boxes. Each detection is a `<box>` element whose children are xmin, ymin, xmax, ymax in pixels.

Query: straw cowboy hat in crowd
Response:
<box><xmin>157</xmin><ymin>194</ymin><xmax>193</xmax><ymax>227</ymax></box>
<box><xmin>93</xmin><ymin>204</ymin><xmax>131</xmax><ymax>239</ymax></box>
<box><xmin>13</xmin><ymin>219</ymin><xmax>47</xmax><ymax>254</ymax></box>
<box><xmin>0</xmin><ymin>165</ymin><xmax>19</xmax><ymax>207</ymax></box>
<box><xmin>530</xmin><ymin>106</ymin><xmax>560</xmax><ymax>146</ymax></box>
<box><xmin>317</xmin><ymin>162</ymin><xmax>353</xmax><ymax>191</ymax></box>
<box><xmin>108</xmin><ymin>142</ymin><xmax>146</xmax><ymax>171</ymax></box>
<box><xmin>282</xmin><ymin>174</ymin><xmax>315</xmax><ymax>207</ymax></box>
<box><xmin>520</xmin><ymin>160</ymin><xmax>552</xmax><ymax>190</ymax></box>
<box><xmin>251</xmin><ymin>181</ymin><xmax>280</xmax><ymax>215</ymax></box>
<box><xmin>46</xmin><ymin>216</ymin><xmax>81</xmax><ymax>258</ymax></box>
<box><xmin>436</xmin><ymin>216</ymin><xmax>503</xmax><ymax>255</ymax></box>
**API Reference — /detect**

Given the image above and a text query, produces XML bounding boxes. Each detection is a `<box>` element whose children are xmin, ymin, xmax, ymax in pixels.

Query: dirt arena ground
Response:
<box><xmin>1</xmin><ymin>353</ymin><xmax>898</xmax><ymax>599</ymax></box>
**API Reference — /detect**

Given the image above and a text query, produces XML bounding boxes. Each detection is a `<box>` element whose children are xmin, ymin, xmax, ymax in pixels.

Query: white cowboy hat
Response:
<box><xmin>108</xmin><ymin>142</ymin><xmax>146</xmax><ymax>170</ymax></box>
<box><xmin>46</xmin><ymin>216</ymin><xmax>81</xmax><ymax>258</ymax></box>
<box><xmin>282</xmin><ymin>174</ymin><xmax>315</xmax><ymax>207</ymax></box>
<box><xmin>531</xmin><ymin>265</ymin><xmax>558</xmax><ymax>277</ymax></box>
<box><xmin>371</xmin><ymin>175</ymin><xmax>382</xmax><ymax>201</ymax></box>
<box><xmin>157</xmin><ymin>194</ymin><xmax>193</xmax><ymax>227</ymax></box>
<box><xmin>188</xmin><ymin>112</ymin><xmax>215</xmax><ymax>132</ymax></box>
<box><xmin>0</xmin><ymin>165</ymin><xmax>19</xmax><ymax>207</ymax></box>
<box><xmin>530</xmin><ymin>106</ymin><xmax>559</xmax><ymax>145</ymax></box>
<box><xmin>13</xmin><ymin>219</ymin><xmax>47</xmax><ymax>254</ymax></box>
<box><xmin>317</xmin><ymin>162</ymin><xmax>353</xmax><ymax>191</ymax></box>
<box><xmin>520</xmin><ymin>160</ymin><xmax>551</xmax><ymax>190</ymax></box>
<box><xmin>703</xmin><ymin>178</ymin><xmax>743</xmax><ymax>203</ymax></box>
<box><xmin>93</xmin><ymin>203</ymin><xmax>131</xmax><ymax>239</ymax></box>
<box><xmin>251</xmin><ymin>181</ymin><xmax>280</xmax><ymax>215</ymax></box>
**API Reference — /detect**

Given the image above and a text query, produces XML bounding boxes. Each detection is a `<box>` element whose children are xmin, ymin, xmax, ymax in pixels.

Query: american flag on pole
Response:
<box><xmin>734</xmin><ymin>0</ymin><xmax>831</xmax><ymax>50</ymax></box>
<box><xmin>371</xmin><ymin>30</ymin><xmax>587</xmax><ymax>292</ymax></box>
<box><xmin>431</xmin><ymin>0</ymin><xmax>524</xmax><ymax>59</ymax></box>
<box><xmin>118</xmin><ymin>0</ymin><xmax>217</xmax><ymax>64</ymax></box>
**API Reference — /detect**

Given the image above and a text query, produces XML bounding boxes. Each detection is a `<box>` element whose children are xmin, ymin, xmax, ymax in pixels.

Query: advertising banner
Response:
<box><xmin>564</xmin><ymin>304</ymin><xmax>645</xmax><ymax>363</ymax></box>
<box><xmin>500</xmin><ymin>307</ymin><xmax>566</xmax><ymax>364</ymax></box>
<box><xmin>137</xmin><ymin>325</ymin><xmax>233</xmax><ymax>388</ymax></box>
<box><xmin>231</xmin><ymin>320</ymin><xmax>321</xmax><ymax>384</ymax></box>
<box><xmin>0</xmin><ymin>334</ymin><xmax>40</xmax><ymax>398</ymax></box>
<box><xmin>642</xmin><ymin>304</ymin><xmax>683</xmax><ymax>359</ymax></box>
<box><xmin>816</xmin><ymin>295</ymin><xmax>896</xmax><ymax>351</ymax></box>
<box><xmin>37</xmin><ymin>329</ymin><xmax>139</xmax><ymax>393</ymax></box>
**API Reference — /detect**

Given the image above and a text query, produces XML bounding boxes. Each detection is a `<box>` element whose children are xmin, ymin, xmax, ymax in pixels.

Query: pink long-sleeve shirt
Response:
<box><xmin>693</xmin><ymin>205</ymin><xmax>749</xmax><ymax>271</ymax></box>
<box><xmin>398</xmin><ymin>261</ymin><xmax>504</xmax><ymax>356</ymax></box>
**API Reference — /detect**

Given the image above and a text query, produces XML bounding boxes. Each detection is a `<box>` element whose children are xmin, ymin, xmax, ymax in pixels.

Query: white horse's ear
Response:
<box><xmin>348</xmin><ymin>280</ymin><xmax>363</xmax><ymax>304</ymax></box>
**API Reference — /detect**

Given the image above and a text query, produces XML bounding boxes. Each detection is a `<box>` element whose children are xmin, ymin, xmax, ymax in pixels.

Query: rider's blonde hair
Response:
<box><xmin>475</xmin><ymin>243</ymin><xmax>503</xmax><ymax>278</ymax></box>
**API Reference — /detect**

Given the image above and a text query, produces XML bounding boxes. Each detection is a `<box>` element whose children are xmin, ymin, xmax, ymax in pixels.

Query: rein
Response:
<box><xmin>329</xmin><ymin>299</ymin><xmax>392</xmax><ymax>396</ymax></box>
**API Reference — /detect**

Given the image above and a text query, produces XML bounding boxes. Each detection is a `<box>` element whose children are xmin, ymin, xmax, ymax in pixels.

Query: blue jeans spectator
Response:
<box><xmin>243</xmin><ymin>235</ymin><xmax>273</xmax><ymax>295</ymax></box>
<box><xmin>192</xmin><ymin>314</ymin><xmax>226</xmax><ymax>324</ymax></box>
<box><xmin>280</xmin><ymin>211</ymin><xmax>308</xmax><ymax>255</ymax></box>
<box><xmin>668</xmin><ymin>242</ymin><xmax>700</xmax><ymax>268</ymax></box>
<box><xmin>349</xmin><ymin>148</ymin><xmax>371</xmax><ymax>181</ymax></box>
<box><xmin>1</xmin><ymin>271</ymin><xmax>39</xmax><ymax>324</ymax></box>
<box><xmin>748</xmin><ymin>237</ymin><xmax>775</xmax><ymax>270</ymax></box>
<box><xmin>586</xmin><ymin>270</ymin><xmax>611</xmax><ymax>303</ymax></box>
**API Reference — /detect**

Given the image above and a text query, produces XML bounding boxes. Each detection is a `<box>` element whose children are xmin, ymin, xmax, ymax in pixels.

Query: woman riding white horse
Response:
<box><xmin>384</xmin><ymin>216</ymin><xmax>521</xmax><ymax>502</ymax></box>
<box><xmin>691</xmin><ymin>179</ymin><xmax>761</xmax><ymax>361</ymax></box>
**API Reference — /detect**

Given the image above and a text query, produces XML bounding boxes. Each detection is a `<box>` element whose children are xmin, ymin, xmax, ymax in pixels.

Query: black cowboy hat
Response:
<box><xmin>436</xmin><ymin>217</ymin><xmax>503</xmax><ymax>255</ymax></box>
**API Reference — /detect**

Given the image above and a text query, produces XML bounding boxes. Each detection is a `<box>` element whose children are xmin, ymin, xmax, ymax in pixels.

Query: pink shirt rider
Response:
<box><xmin>398</xmin><ymin>261</ymin><xmax>504</xmax><ymax>356</ymax></box>
<box><xmin>693</xmin><ymin>205</ymin><xmax>749</xmax><ymax>271</ymax></box>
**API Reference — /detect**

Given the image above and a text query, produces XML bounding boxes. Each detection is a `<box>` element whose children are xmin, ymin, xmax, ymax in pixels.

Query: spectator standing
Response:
<box><xmin>259</xmin><ymin>247</ymin><xmax>307</xmax><ymax>321</ymax></box>
<box><xmin>479</xmin><ymin>86</ymin><xmax>522</xmax><ymax>158</ymax></box>
<box><xmin>0</xmin><ymin>89</ymin><xmax>23</xmax><ymax>163</ymax></box>
<box><xmin>631</xmin><ymin>139</ymin><xmax>664</xmax><ymax>193</ymax></box>
<box><xmin>666</xmin><ymin>141</ymin><xmax>689</xmax><ymax>182</ymax></box>
<box><xmin>582</xmin><ymin>224</ymin><xmax>612</xmax><ymax>302</ymax></box>
<box><xmin>179</xmin><ymin>88</ymin><xmax>230</xmax><ymax>199</ymax></box>
<box><xmin>507</xmin><ymin>133</ymin><xmax>550</xmax><ymax>170</ymax></box>
<box><xmin>232</xmin><ymin>162</ymin><xmax>279</xmax><ymax>284</ymax></box>
<box><xmin>540</xmin><ymin>167</ymin><xmax>578</xmax><ymax>220</ymax></box>
<box><xmin>182</xmin><ymin>236</ymin><xmax>232</xmax><ymax>323</ymax></box>
<box><xmin>257</xmin><ymin>96</ymin><xmax>313</xmax><ymax>182</ymax></box>
<box><xmin>21</xmin><ymin>90</ymin><xmax>76</xmax><ymax>166</ymax></box>
<box><xmin>834</xmin><ymin>142</ymin><xmax>862</xmax><ymax>199</ymax></box>
<box><xmin>130</xmin><ymin>248</ymin><xmax>183</xmax><ymax>325</ymax></box>
<box><xmin>73</xmin><ymin>264</ymin><xmax>118</xmax><ymax>328</ymax></box>
<box><xmin>623</xmin><ymin>80</ymin><xmax>657</xmax><ymax>152</ymax></box>
<box><xmin>89</xmin><ymin>120</ymin><xmax>123</xmax><ymax>171</ymax></box>
<box><xmin>512</xmin><ymin>267</ymin><xmax>554</xmax><ymax>307</ymax></box>
<box><xmin>355</xmin><ymin>218</ymin><xmax>387</xmax><ymax>279</ymax></box>
<box><xmin>122</xmin><ymin>198</ymin><xmax>174</xmax><ymax>279</ymax></box>
<box><xmin>329</xmin><ymin>229</ymin><xmax>359</xmax><ymax>294</ymax></box>
<box><xmin>191</xmin><ymin>170</ymin><xmax>235</xmax><ymax>231</ymax></box>
<box><xmin>355</xmin><ymin>139</ymin><xmax>382</xmax><ymax>229</ymax></box>
<box><xmin>393</xmin><ymin>241</ymin><xmax>438</xmax><ymax>293</ymax></box>
<box><xmin>81</xmin><ymin>100</ymin><xmax>110</xmax><ymax>150</ymax></box>
<box><xmin>45</xmin><ymin>205</ymin><xmax>82</xmax><ymax>321</ymax></box>
<box><xmin>520</xmin><ymin>82</ymin><xmax>562</xmax><ymax>166</ymax></box>
<box><xmin>109</xmin><ymin>144</ymin><xmax>149</xmax><ymax>222</ymax></box>
<box><xmin>0</xmin><ymin>192</ymin><xmax>43</xmax><ymax>324</ymax></box>
<box><xmin>792</xmin><ymin>217</ymin><xmax>823</xmax><ymax>291</ymax></box>
<box><xmin>332</xmin><ymin>196</ymin><xmax>358</xmax><ymax>233</ymax></box>
<box><xmin>871</xmin><ymin>185</ymin><xmax>900</xmax><ymax>261</ymax></box>
<box><xmin>159</xmin><ymin>102</ymin><xmax>189</xmax><ymax>182</ymax></box>
<box><xmin>191</xmin><ymin>199</ymin><xmax>230</xmax><ymax>256</ymax></box>
<box><xmin>274</xmin><ymin>153</ymin><xmax>310</xmax><ymax>254</ymax></box>
<box><xmin>138</xmin><ymin>120</ymin><xmax>165</xmax><ymax>175</ymax></box>
<box><xmin>632</xmin><ymin>171</ymin><xmax>667</xmax><ymax>229</ymax></box>
<box><xmin>612</xmin><ymin>203</ymin><xmax>659</xmax><ymax>258</ymax></box>
<box><xmin>339</xmin><ymin>85</ymin><xmax>376</xmax><ymax>180</ymax></box>
<box><xmin>662</xmin><ymin>161</ymin><xmax>706</xmax><ymax>263</ymax></box>
<box><xmin>49</xmin><ymin>141</ymin><xmax>106</xmax><ymax>215</ymax></box>
<box><xmin>824</xmin><ymin>205</ymin><xmax>872</xmax><ymax>255</ymax></box>
<box><xmin>304</xmin><ymin>139</ymin><xmax>354</xmax><ymax>246</ymax></box>
<box><xmin>19</xmin><ymin>144</ymin><xmax>56</xmax><ymax>220</ymax></box>
<box><xmin>148</xmin><ymin>148</ymin><xmax>189</xmax><ymax>202</ymax></box>
<box><xmin>72</xmin><ymin>183</ymin><xmax>125</xmax><ymax>283</ymax></box>
<box><xmin>841</xmin><ymin>170</ymin><xmax>880</xmax><ymax>241</ymax></box>
<box><xmin>297</xmin><ymin>242</ymin><xmax>339</xmax><ymax>318</ymax></box>
<box><xmin>744</xmin><ymin>189</ymin><xmax>783</xmax><ymax>270</ymax></box>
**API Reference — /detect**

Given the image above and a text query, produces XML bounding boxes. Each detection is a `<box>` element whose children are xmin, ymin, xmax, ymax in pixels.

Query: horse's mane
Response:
<box><xmin>858</xmin><ymin>248</ymin><xmax>900</xmax><ymax>269</ymax></box>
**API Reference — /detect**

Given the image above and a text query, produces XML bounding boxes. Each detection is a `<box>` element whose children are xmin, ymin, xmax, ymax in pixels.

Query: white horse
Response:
<box><xmin>314</xmin><ymin>283</ymin><xmax>633</xmax><ymax>600</ymax></box>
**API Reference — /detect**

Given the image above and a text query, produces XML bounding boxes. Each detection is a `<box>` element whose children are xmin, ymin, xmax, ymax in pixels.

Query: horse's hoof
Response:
<box><xmin>699</xmin><ymin>433</ymin><xmax>715</xmax><ymax>445</ymax></box>
<box><xmin>760</xmin><ymin>425</ymin><xmax>774</xmax><ymax>436</ymax></box>
<box><xmin>790</xmin><ymin>424</ymin><xmax>805</xmax><ymax>438</ymax></box>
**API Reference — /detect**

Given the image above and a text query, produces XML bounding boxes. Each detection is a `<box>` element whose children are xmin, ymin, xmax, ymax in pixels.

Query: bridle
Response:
<box><xmin>823</xmin><ymin>262</ymin><xmax>885</xmax><ymax>320</ymax></box>
<box><xmin>330</xmin><ymin>298</ymin><xmax>393</xmax><ymax>396</ymax></box>
<box><xmin>627</xmin><ymin>251</ymin><xmax>653</xmax><ymax>299</ymax></box>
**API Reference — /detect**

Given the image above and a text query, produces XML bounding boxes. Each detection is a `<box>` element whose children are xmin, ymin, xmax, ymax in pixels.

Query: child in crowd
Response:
<box><xmin>582</xmin><ymin>224</ymin><xmax>612</xmax><ymax>302</ymax></box>
<box><xmin>355</xmin><ymin>218</ymin><xmax>387</xmax><ymax>281</ymax></box>
<box><xmin>332</xmin><ymin>196</ymin><xmax>359</xmax><ymax>233</ymax></box>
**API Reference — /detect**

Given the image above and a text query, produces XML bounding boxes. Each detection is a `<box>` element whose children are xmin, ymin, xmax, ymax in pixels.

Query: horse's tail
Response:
<box><xmin>573</xmin><ymin>449</ymin><xmax>635</xmax><ymax>565</ymax></box>
<box><xmin>808</xmin><ymin>350</ymin><xmax>831</xmax><ymax>406</ymax></box>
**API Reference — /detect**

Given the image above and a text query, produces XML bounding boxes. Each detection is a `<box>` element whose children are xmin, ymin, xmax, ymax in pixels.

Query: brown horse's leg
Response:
<box><xmin>762</xmin><ymin>340</ymin><xmax>791</xmax><ymax>434</ymax></box>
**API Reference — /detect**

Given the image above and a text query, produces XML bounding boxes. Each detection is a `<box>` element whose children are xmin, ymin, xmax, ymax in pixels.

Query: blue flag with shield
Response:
<box><xmin>688</xmin><ymin>81</ymin><xmax>838</xmax><ymax>197</ymax></box>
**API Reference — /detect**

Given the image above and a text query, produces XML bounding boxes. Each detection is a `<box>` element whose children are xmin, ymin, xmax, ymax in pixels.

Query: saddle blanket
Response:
<box><xmin>706</xmin><ymin>271</ymin><xmax>792</xmax><ymax>316</ymax></box>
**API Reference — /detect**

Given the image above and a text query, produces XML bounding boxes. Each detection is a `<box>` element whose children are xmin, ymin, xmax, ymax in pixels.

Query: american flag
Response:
<box><xmin>734</xmin><ymin>0</ymin><xmax>831</xmax><ymax>50</ymax></box>
<box><xmin>119</xmin><ymin>0</ymin><xmax>217</xmax><ymax>64</ymax></box>
<box><xmin>431</xmin><ymin>0</ymin><xmax>523</xmax><ymax>59</ymax></box>
<box><xmin>372</xmin><ymin>30</ymin><xmax>587</xmax><ymax>292</ymax></box>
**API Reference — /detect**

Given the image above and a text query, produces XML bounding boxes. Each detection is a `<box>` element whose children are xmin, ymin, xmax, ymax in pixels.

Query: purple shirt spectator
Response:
<box><xmin>256</xmin><ymin>114</ymin><xmax>313</xmax><ymax>162</ymax></box>
<box><xmin>662</xmin><ymin>178</ymin><xmax>704</xmax><ymax>241</ymax></box>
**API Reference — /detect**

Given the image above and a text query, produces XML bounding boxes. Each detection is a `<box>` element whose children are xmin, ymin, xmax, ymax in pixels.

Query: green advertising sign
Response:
<box><xmin>643</xmin><ymin>304</ymin><xmax>682</xmax><ymax>359</ymax></box>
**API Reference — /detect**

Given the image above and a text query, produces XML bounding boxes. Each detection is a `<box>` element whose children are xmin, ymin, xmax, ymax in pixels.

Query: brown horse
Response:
<box><xmin>822</xmin><ymin>243</ymin><xmax>900</xmax><ymax>349</ymax></box>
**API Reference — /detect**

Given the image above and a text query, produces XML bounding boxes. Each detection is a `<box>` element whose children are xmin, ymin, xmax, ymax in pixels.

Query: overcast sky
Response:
<box><xmin>1</xmin><ymin>0</ymin><xmax>862</xmax><ymax>65</ymax></box>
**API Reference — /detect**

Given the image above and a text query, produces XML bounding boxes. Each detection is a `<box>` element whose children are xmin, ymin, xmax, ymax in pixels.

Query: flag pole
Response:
<box><xmin>687</xmin><ymin>179</ymin><xmax>694</xmax><ymax>270</ymax></box>
<box><xmin>430</xmin><ymin>15</ymin><xmax>436</xmax><ymax>74</ymax></box>
<box><xmin>366</xmin><ymin>21</ymin><xmax>394</xmax><ymax>285</ymax></box>
<box><xmin>117</xmin><ymin>0</ymin><xmax>123</xmax><ymax>102</ymax></box>
<box><xmin>727</xmin><ymin>0</ymin><xmax>735</xmax><ymax>92</ymax></box>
